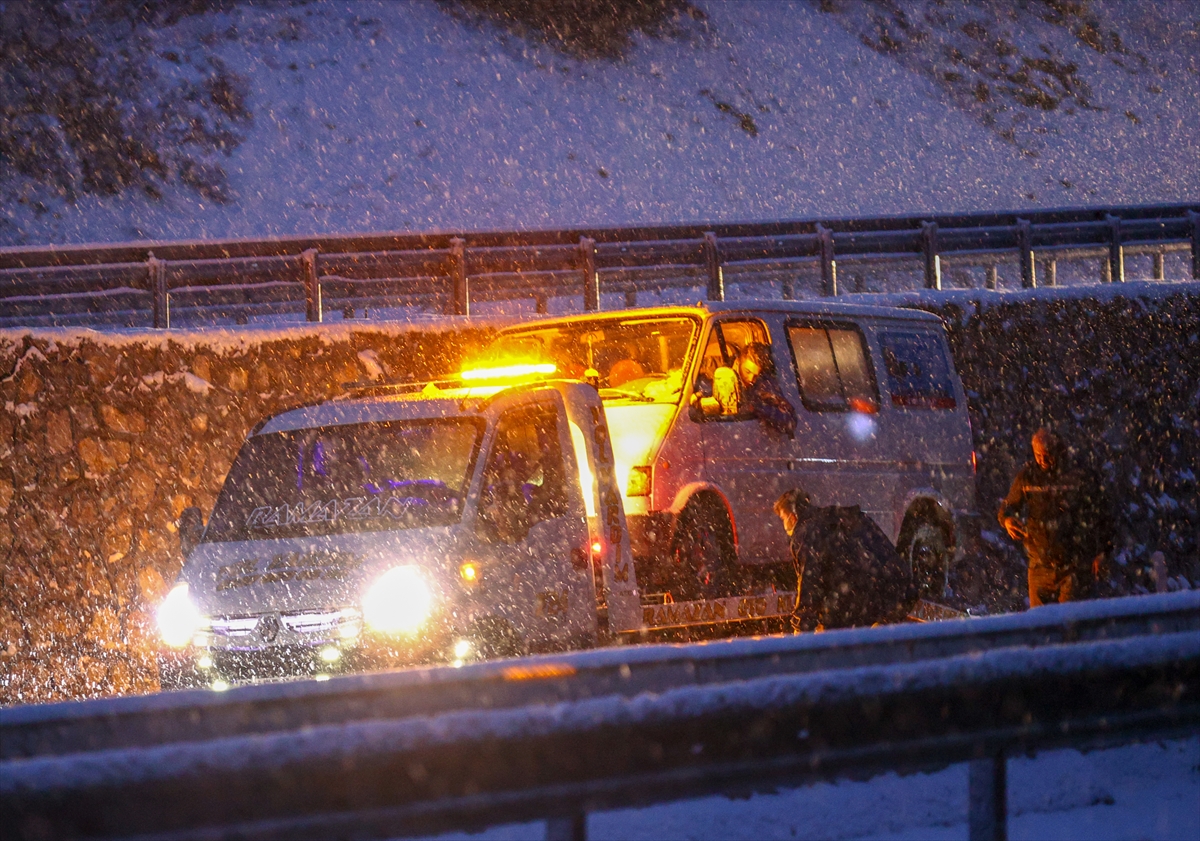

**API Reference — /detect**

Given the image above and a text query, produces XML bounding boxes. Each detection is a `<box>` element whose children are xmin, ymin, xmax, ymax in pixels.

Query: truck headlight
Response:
<box><xmin>362</xmin><ymin>565</ymin><xmax>433</xmax><ymax>634</ymax></box>
<box><xmin>157</xmin><ymin>583</ymin><xmax>203</xmax><ymax>648</ymax></box>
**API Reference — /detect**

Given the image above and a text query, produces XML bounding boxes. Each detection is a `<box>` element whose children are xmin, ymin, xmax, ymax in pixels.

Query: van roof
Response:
<box><xmin>495</xmin><ymin>299</ymin><xmax>944</xmax><ymax>331</ymax></box>
<box><xmin>255</xmin><ymin>300</ymin><xmax>942</xmax><ymax>435</ymax></box>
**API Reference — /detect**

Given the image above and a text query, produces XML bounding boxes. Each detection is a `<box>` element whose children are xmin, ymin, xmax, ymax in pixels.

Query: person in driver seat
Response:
<box><xmin>735</xmin><ymin>342</ymin><xmax>797</xmax><ymax>437</ymax></box>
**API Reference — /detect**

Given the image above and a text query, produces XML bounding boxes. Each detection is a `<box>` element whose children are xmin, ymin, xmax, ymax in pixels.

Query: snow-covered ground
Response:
<box><xmin>425</xmin><ymin>737</ymin><xmax>1199</xmax><ymax>841</ymax></box>
<box><xmin>4</xmin><ymin>1</ymin><xmax>1198</xmax><ymax>247</ymax></box>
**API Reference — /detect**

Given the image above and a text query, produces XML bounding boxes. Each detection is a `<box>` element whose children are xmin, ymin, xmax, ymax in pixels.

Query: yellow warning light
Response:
<box><xmin>460</xmin><ymin>562</ymin><xmax>479</xmax><ymax>582</ymax></box>
<box><xmin>460</xmin><ymin>362</ymin><xmax>556</xmax><ymax>382</ymax></box>
<box><xmin>591</xmin><ymin>540</ymin><xmax>603</xmax><ymax>556</ymax></box>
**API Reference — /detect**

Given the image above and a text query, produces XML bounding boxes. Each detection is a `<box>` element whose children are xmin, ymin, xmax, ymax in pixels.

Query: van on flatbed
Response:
<box><xmin>157</xmin><ymin>301</ymin><xmax>976</xmax><ymax>686</ymax></box>
<box><xmin>488</xmin><ymin>300</ymin><xmax>978</xmax><ymax>606</ymax></box>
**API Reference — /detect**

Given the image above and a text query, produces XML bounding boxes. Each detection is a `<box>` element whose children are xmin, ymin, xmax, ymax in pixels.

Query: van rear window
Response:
<box><xmin>879</xmin><ymin>331</ymin><xmax>957</xmax><ymax>409</ymax></box>
<box><xmin>204</xmin><ymin>418</ymin><xmax>484</xmax><ymax>542</ymax></box>
<box><xmin>786</xmin><ymin>323</ymin><xmax>879</xmax><ymax>413</ymax></box>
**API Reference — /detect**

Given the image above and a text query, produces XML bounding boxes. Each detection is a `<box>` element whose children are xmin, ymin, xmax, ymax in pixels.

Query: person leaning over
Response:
<box><xmin>999</xmin><ymin>427</ymin><xmax>1112</xmax><ymax>607</ymax></box>
<box><xmin>774</xmin><ymin>488</ymin><xmax>917</xmax><ymax>632</ymax></box>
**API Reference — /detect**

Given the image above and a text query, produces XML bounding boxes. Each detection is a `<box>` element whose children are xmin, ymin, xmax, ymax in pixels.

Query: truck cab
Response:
<box><xmin>157</xmin><ymin>373</ymin><xmax>639</xmax><ymax>687</ymax></box>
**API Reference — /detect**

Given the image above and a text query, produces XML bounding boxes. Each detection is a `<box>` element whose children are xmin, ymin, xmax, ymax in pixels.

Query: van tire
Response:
<box><xmin>671</xmin><ymin>498</ymin><xmax>736</xmax><ymax>601</ymax></box>
<box><xmin>901</xmin><ymin>520</ymin><xmax>950</xmax><ymax>600</ymax></box>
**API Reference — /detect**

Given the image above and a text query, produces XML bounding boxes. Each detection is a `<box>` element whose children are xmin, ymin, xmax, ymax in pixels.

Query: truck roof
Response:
<box><xmin>494</xmin><ymin>299</ymin><xmax>943</xmax><ymax>332</ymax></box>
<box><xmin>255</xmin><ymin>381</ymin><xmax>566</xmax><ymax>436</ymax></box>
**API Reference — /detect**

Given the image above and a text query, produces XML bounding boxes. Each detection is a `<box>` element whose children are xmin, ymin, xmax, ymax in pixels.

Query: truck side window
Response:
<box><xmin>786</xmin><ymin>323</ymin><xmax>879</xmax><ymax>413</ymax></box>
<box><xmin>478</xmin><ymin>404</ymin><xmax>570</xmax><ymax>543</ymax></box>
<box><xmin>878</xmin><ymin>331</ymin><xmax>957</xmax><ymax>409</ymax></box>
<box><xmin>692</xmin><ymin>319</ymin><xmax>770</xmax><ymax>418</ymax></box>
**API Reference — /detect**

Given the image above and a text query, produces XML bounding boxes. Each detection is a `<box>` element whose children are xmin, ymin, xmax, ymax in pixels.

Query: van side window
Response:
<box><xmin>786</xmin><ymin>323</ymin><xmax>879</xmax><ymax>413</ymax></box>
<box><xmin>692</xmin><ymin>319</ymin><xmax>770</xmax><ymax>418</ymax></box>
<box><xmin>478</xmin><ymin>404</ymin><xmax>570</xmax><ymax>543</ymax></box>
<box><xmin>879</xmin><ymin>331</ymin><xmax>957</xmax><ymax>409</ymax></box>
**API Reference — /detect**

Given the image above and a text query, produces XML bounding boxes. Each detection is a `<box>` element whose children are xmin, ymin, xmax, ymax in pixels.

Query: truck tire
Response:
<box><xmin>463</xmin><ymin>616</ymin><xmax>524</xmax><ymax>661</ymax></box>
<box><xmin>157</xmin><ymin>654</ymin><xmax>203</xmax><ymax>692</ymax></box>
<box><xmin>670</xmin><ymin>498</ymin><xmax>736</xmax><ymax>601</ymax></box>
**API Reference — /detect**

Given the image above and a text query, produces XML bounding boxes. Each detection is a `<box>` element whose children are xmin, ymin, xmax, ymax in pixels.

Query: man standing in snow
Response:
<box><xmin>999</xmin><ymin>427</ymin><xmax>1111</xmax><ymax>607</ymax></box>
<box><xmin>774</xmin><ymin>488</ymin><xmax>917</xmax><ymax>632</ymax></box>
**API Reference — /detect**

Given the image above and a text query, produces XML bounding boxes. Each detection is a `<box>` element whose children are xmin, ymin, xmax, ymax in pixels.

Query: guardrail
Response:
<box><xmin>3</xmin><ymin>591</ymin><xmax>1199</xmax><ymax>841</ymax></box>
<box><xmin>2</xmin><ymin>204</ymin><xmax>1197</xmax><ymax>328</ymax></box>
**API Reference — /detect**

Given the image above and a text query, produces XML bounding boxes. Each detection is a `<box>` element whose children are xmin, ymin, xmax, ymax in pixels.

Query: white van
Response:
<box><xmin>485</xmin><ymin>300</ymin><xmax>978</xmax><ymax>608</ymax></box>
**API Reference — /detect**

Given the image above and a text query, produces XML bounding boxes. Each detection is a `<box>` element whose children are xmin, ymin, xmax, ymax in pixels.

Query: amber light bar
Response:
<box><xmin>459</xmin><ymin>362</ymin><xmax>557</xmax><ymax>381</ymax></box>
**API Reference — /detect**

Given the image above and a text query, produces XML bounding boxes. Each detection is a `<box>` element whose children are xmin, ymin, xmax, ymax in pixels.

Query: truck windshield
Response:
<box><xmin>490</xmin><ymin>317</ymin><xmax>697</xmax><ymax>403</ymax></box>
<box><xmin>204</xmin><ymin>418</ymin><xmax>484</xmax><ymax>542</ymax></box>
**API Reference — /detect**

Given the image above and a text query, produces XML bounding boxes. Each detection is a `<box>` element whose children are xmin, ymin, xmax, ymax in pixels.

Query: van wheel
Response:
<box><xmin>903</xmin><ymin>521</ymin><xmax>949</xmax><ymax>601</ymax></box>
<box><xmin>671</xmin><ymin>499</ymin><xmax>735</xmax><ymax>601</ymax></box>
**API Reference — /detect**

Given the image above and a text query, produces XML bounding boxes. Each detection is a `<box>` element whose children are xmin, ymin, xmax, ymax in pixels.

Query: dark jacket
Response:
<box><xmin>743</xmin><ymin>375</ymin><xmax>797</xmax><ymax>437</ymax></box>
<box><xmin>998</xmin><ymin>460</ymin><xmax>1111</xmax><ymax>572</ymax></box>
<box><xmin>790</xmin><ymin>505</ymin><xmax>917</xmax><ymax>631</ymax></box>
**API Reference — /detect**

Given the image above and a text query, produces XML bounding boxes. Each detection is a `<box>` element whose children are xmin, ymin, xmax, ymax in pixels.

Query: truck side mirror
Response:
<box><xmin>179</xmin><ymin>507</ymin><xmax>205</xmax><ymax>558</ymax></box>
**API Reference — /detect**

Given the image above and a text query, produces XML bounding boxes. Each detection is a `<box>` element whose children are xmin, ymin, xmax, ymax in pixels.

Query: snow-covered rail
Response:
<box><xmin>2</xmin><ymin>591</ymin><xmax>1199</xmax><ymax>841</ymax></box>
<box><xmin>1</xmin><ymin>204</ymin><xmax>1196</xmax><ymax>328</ymax></box>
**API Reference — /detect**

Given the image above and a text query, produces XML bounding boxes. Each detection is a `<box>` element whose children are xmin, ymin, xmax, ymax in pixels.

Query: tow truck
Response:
<box><xmin>159</xmin><ymin>300</ymin><xmax>973</xmax><ymax>687</ymax></box>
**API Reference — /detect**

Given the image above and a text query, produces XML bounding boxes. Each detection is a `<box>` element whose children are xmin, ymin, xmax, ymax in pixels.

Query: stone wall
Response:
<box><xmin>0</xmin><ymin>323</ymin><xmax>492</xmax><ymax>705</ymax></box>
<box><xmin>2</xmin><ymin>284</ymin><xmax>1197</xmax><ymax>705</ymax></box>
<box><xmin>905</xmin><ymin>284</ymin><xmax>1199</xmax><ymax>608</ymax></box>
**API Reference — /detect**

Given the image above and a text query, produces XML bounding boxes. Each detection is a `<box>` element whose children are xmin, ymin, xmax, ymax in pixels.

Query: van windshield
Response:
<box><xmin>204</xmin><ymin>418</ymin><xmax>484</xmax><ymax>542</ymax></box>
<box><xmin>489</xmin><ymin>317</ymin><xmax>698</xmax><ymax>404</ymax></box>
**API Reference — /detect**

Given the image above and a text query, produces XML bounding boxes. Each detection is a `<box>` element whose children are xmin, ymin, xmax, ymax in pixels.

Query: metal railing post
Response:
<box><xmin>580</xmin><ymin>236</ymin><xmax>599</xmax><ymax>311</ymax></box>
<box><xmin>1106</xmin><ymin>214</ymin><xmax>1124</xmax><ymax>282</ymax></box>
<box><xmin>1152</xmin><ymin>250</ymin><xmax>1165</xmax><ymax>281</ymax></box>
<box><xmin>986</xmin><ymin>264</ymin><xmax>999</xmax><ymax>290</ymax></box>
<box><xmin>703</xmin><ymin>232</ymin><xmax>723</xmax><ymax>301</ymax></box>
<box><xmin>302</xmin><ymin>248</ymin><xmax>321</xmax><ymax>322</ymax></box>
<box><xmin>1189</xmin><ymin>210</ymin><xmax>1199</xmax><ymax>280</ymax></box>
<box><xmin>817</xmin><ymin>223</ymin><xmax>837</xmax><ymax>296</ymax></box>
<box><xmin>1016</xmin><ymin>219</ymin><xmax>1035</xmax><ymax>288</ymax></box>
<box><xmin>968</xmin><ymin>753</ymin><xmax>1007</xmax><ymax>841</ymax></box>
<box><xmin>148</xmin><ymin>251</ymin><xmax>169</xmax><ymax>329</ymax></box>
<box><xmin>545</xmin><ymin>812</ymin><xmax>587</xmax><ymax>841</ymax></box>
<box><xmin>921</xmin><ymin>221</ymin><xmax>941</xmax><ymax>290</ymax></box>
<box><xmin>449</xmin><ymin>237</ymin><xmax>468</xmax><ymax>316</ymax></box>
<box><xmin>1039</xmin><ymin>258</ymin><xmax>1056</xmax><ymax>287</ymax></box>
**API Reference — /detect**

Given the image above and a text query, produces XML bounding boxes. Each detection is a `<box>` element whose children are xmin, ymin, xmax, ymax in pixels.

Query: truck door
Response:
<box><xmin>551</xmin><ymin>382</ymin><xmax>641</xmax><ymax>636</ymax></box>
<box><xmin>472</xmin><ymin>394</ymin><xmax>595</xmax><ymax>652</ymax></box>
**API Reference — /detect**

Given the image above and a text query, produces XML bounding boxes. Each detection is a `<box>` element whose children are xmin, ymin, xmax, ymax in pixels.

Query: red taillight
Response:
<box><xmin>971</xmin><ymin>450</ymin><xmax>977</xmax><ymax>474</ymax></box>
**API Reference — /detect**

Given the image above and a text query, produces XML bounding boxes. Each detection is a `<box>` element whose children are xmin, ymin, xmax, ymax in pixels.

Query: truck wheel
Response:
<box><xmin>157</xmin><ymin>654</ymin><xmax>202</xmax><ymax>691</ymax></box>
<box><xmin>671</xmin><ymin>499</ymin><xmax>735</xmax><ymax>601</ymax></box>
<box><xmin>903</xmin><ymin>521</ymin><xmax>949</xmax><ymax>601</ymax></box>
<box><xmin>463</xmin><ymin>617</ymin><xmax>524</xmax><ymax>661</ymax></box>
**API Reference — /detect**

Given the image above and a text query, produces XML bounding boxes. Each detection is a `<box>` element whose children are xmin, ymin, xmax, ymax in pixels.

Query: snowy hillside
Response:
<box><xmin>2</xmin><ymin>0</ymin><xmax>1198</xmax><ymax>247</ymax></box>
